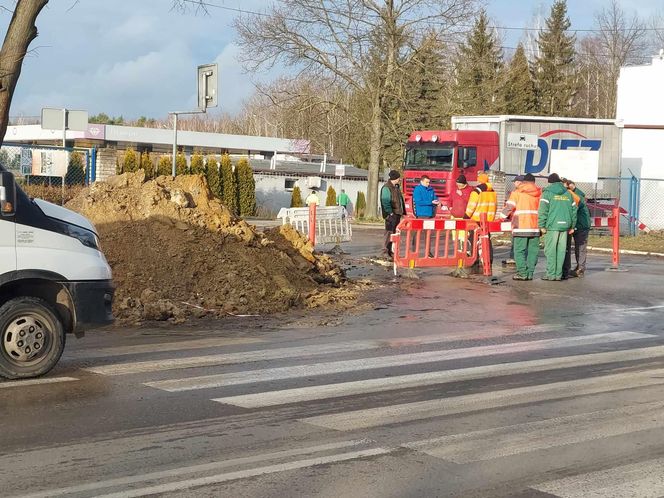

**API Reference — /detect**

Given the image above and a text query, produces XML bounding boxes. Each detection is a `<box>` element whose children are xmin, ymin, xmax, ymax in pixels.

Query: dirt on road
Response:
<box><xmin>66</xmin><ymin>171</ymin><xmax>361</xmax><ymax>323</ymax></box>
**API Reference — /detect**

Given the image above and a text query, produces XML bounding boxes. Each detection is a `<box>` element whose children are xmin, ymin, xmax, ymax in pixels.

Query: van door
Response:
<box><xmin>0</xmin><ymin>173</ymin><xmax>17</xmax><ymax>277</ymax></box>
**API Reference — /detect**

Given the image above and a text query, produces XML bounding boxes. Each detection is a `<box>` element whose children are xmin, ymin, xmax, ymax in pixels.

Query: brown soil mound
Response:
<box><xmin>66</xmin><ymin>171</ymin><xmax>353</xmax><ymax>323</ymax></box>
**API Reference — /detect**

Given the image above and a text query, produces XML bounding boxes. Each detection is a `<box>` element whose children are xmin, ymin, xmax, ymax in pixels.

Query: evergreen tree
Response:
<box><xmin>205</xmin><ymin>155</ymin><xmax>222</xmax><ymax>198</ymax></box>
<box><xmin>176</xmin><ymin>151</ymin><xmax>188</xmax><ymax>176</ymax></box>
<box><xmin>157</xmin><ymin>155</ymin><xmax>172</xmax><ymax>177</ymax></box>
<box><xmin>356</xmin><ymin>191</ymin><xmax>366</xmax><ymax>218</ymax></box>
<box><xmin>534</xmin><ymin>0</ymin><xmax>577</xmax><ymax>116</ymax></box>
<box><xmin>325</xmin><ymin>185</ymin><xmax>337</xmax><ymax>206</ymax></box>
<box><xmin>502</xmin><ymin>44</ymin><xmax>538</xmax><ymax>114</ymax></box>
<box><xmin>65</xmin><ymin>151</ymin><xmax>85</xmax><ymax>185</ymax></box>
<box><xmin>122</xmin><ymin>148</ymin><xmax>138</xmax><ymax>173</ymax></box>
<box><xmin>290</xmin><ymin>185</ymin><xmax>303</xmax><ymax>207</ymax></box>
<box><xmin>190</xmin><ymin>152</ymin><xmax>205</xmax><ymax>175</ymax></box>
<box><xmin>220</xmin><ymin>154</ymin><xmax>239</xmax><ymax>214</ymax></box>
<box><xmin>453</xmin><ymin>10</ymin><xmax>505</xmax><ymax>115</ymax></box>
<box><xmin>235</xmin><ymin>158</ymin><xmax>256</xmax><ymax>217</ymax></box>
<box><xmin>140</xmin><ymin>151</ymin><xmax>154</xmax><ymax>179</ymax></box>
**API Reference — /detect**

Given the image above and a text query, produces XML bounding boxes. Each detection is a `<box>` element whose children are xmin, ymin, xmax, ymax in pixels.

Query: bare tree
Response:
<box><xmin>234</xmin><ymin>0</ymin><xmax>478</xmax><ymax>218</ymax></box>
<box><xmin>0</xmin><ymin>0</ymin><xmax>49</xmax><ymax>145</ymax></box>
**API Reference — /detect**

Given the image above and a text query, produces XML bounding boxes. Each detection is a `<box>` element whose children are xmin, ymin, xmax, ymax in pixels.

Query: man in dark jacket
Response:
<box><xmin>381</xmin><ymin>169</ymin><xmax>405</xmax><ymax>258</ymax></box>
<box><xmin>562</xmin><ymin>179</ymin><xmax>591</xmax><ymax>278</ymax></box>
<box><xmin>538</xmin><ymin>173</ymin><xmax>577</xmax><ymax>281</ymax></box>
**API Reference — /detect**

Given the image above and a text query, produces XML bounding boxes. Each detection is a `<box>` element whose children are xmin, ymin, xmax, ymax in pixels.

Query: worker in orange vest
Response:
<box><xmin>465</xmin><ymin>173</ymin><xmax>498</xmax><ymax>266</ymax></box>
<box><xmin>500</xmin><ymin>173</ymin><xmax>542</xmax><ymax>280</ymax></box>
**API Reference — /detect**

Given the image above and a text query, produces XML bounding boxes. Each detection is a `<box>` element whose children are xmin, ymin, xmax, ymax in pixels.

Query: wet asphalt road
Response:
<box><xmin>2</xmin><ymin>226</ymin><xmax>664</xmax><ymax>497</ymax></box>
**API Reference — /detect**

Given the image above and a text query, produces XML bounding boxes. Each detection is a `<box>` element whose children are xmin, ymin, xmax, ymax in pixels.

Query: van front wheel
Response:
<box><xmin>0</xmin><ymin>297</ymin><xmax>66</xmax><ymax>379</ymax></box>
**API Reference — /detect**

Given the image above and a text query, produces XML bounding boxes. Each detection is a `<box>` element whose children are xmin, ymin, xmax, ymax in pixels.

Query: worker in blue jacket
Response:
<box><xmin>412</xmin><ymin>175</ymin><xmax>439</xmax><ymax>218</ymax></box>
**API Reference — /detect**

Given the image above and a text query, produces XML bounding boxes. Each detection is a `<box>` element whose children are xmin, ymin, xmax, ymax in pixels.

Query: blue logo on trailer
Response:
<box><xmin>524</xmin><ymin>129</ymin><xmax>602</xmax><ymax>174</ymax></box>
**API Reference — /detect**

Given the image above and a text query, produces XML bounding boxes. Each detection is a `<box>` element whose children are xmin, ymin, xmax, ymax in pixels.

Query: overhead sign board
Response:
<box><xmin>197</xmin><ymin>63</ymin><xmax>218</xmax><ymax>110</ymax></box>
<box><xmin>507</xmin><ymin>132</ymin><xmax>538</xmax><ymax>150</ymax></box>
<box><xmin>41</xmin><ymin>108</ymin><xmax>88</xmax><ymax>131</ymax></box>
<box><xmin>549</xmin><ymin>149</ymin><xmax>600</xmax><ymax>183</ymax></box>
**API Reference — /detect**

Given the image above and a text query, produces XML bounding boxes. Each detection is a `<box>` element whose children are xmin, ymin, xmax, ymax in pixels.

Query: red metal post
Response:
<box><xmin>479</xmin><ymin>213</ymin><xmax>492</xmax><ymax>276</ymax></box>
<box><xmin>612</xmin><ymin>205</ymin><xmax>620</xmax><ymax>269</ymax></box>
<box><xmin>308</xmin><ymin>203</ymin><xmax>317</xmax><ymax>245</ymax></box>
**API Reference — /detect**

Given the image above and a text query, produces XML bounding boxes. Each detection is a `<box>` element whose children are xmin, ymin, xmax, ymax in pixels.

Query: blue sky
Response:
<box><xmin>2</xmin><ymin>0</ymin><xmax>661</xmax><ymax>120</ymax></box>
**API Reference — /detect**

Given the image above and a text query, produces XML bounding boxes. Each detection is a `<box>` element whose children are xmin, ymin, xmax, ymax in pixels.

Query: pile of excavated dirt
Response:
<box><xmin>66</xmin><ymin>171</ymin><xmax>356</xmax><ymax>323</ymax></box>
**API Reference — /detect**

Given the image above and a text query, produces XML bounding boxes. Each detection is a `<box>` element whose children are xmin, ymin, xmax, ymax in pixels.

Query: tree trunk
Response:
<box><xmin>0</xmin><ymin>0</ymin><xmax>49</xmax><ymax>146</ymax></box>
<box><xmin>365</xmin><ymin>90</ymin><xmax>382</xmax><ymax>219</ymax></box>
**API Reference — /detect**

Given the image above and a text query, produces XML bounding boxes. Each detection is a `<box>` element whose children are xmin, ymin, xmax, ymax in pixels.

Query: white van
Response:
<box><xmin>0</xmin><ymin>168</ymin><xmax>114</xmax><ymax>379</ymax></box>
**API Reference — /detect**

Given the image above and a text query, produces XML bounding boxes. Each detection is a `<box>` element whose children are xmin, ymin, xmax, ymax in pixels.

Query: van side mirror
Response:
<box><xmin>0</xmin><ymin>172</ymin><xmax>16</xmax><ymax>216</ymax></box>
<box><xmin>462</xmin><ymin>148</ymin><xmax>470</xmax><ymax>162</ymax></box>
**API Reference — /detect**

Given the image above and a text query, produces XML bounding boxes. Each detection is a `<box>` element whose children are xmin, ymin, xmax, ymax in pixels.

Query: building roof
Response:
<box><xmin>4</xmin><ymin>124</ymin><xmax>311</xmax><ymax>154</ymax></box>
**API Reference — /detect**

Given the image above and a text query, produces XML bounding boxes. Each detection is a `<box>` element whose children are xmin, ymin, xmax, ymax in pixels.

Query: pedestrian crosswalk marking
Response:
<box><xmin>532</xmin><ymin>456</ymin><xmax>664</xmax><ymax>497</ymax></box>
<box><xmin>84</xmin><ymin>327</ymin><xmax>563</xmax><ymax>376</ymax></box>
<box><xmin>302</xmin><ymin>367</ymin><xmax>664</xmax><ymax>431</ymax></box>
<box><xmin>403</xmin><ymin>400</ymin><xmax>664</xmax><ymax>463</ymax></box>
<box><xmin>212</xmin><ymin>345</ymin><xmax>664</xmax><ymax>408</ymax></box>
<box><xmin>0</xmin><ymin>377</ymin><xmax>78</xmax><ymax>389</ymax></box>
<box><xmin>144</xmin><ymin>332</ymin><xmax>652</xmax><ymax>392</ymax></box>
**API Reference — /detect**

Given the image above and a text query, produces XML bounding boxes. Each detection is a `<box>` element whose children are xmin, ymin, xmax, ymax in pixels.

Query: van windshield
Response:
<box><xmin>404</xmin><ymin>146</ymin><xmax>454</xmax><ymax>171</ymax></box>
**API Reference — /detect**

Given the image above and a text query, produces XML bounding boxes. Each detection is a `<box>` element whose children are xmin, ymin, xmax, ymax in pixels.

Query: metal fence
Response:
<box><xmin>1</xmin><ymin>143</ymin><xmax>91</xmax><ymax>205</ymax></box>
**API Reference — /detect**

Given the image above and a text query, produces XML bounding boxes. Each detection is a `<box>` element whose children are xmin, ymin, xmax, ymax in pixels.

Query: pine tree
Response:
<box><xmin>176</xmin><ymin>151</ymin><xmax>188</xmax><ymax>176</ymax></box>
<box><xmin>140</xmin><ymin>151</ymin><xmax>154</xmax><ymax>179</ymax></box>
<box><xmin>534</xmin><ymin>0</ymin><xmax>577</xmax><ymax>116</ymax></box>
<box><xmin>190</xmin><ymin>152</ymin><xmax>205</xmax><ymax>175</ymax></box>
<box><xmin>325</xmin><ymin>185</ymin><xmax>337</xmax><ymax>206</ymax></box>
<box><xmin>453</xmin><ymin>10</ymin><xmax>505</xmax><ymax>115</ymax></box>
<box><xmin>157</xmin><ymin>155</ymin><xmax>172</xmax><ymax>177</ymax></box>
<box><xmin>502</xmin><ymin>44</ymin><xmax>538</xmax><ymax>114</ymax></box>
<box><xmin>65</xmin><ymin>151</ymin><xmax>85</xmax><ymax>185</ymax></box>
<box><xmin>235</xmin><ymin>158</ymin><xmax>256</xmax><ymax>217</ymax></box>
<box><xmin>356</xmin><ymin>191</ymin><xmax>366</xmax><ymax>218</ymax></box>
<box><xmin>123</xmin><ymin>148</ymin><xmax>138</xmax><ymax>173</ymax></box>
<box><xmin>290</xmin><ymin>186</ymin><xmax>303</xmax><ymax>207</ymax></box>
<box><xmin>205</xmin><ymin>155</ymin><xmax>222</xmax><ymax>198</ymax></box>
<box><xmin>220</xmin><ymin>154</ymin><xmax>239</xmax><ymax>214</ymax></box>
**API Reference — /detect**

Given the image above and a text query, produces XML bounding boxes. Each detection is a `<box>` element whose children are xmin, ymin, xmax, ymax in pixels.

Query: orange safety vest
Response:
<box><xmin>500</xmin><ymin>182</ymin><xmax>542</xmax><ymax>236</ymax></box>
<box><xmin>465</xmin><ymin>183</ymin><xmax>497</xmax><ymax>221</ymax></box>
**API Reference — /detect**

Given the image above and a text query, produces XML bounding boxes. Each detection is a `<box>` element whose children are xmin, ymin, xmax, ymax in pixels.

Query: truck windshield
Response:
<box><xmin>404</xmin><ymin>146</ymin><xmax>454</xmax><ymax>171</ymax></box>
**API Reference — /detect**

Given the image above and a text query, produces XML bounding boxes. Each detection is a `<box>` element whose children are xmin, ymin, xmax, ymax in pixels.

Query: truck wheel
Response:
<box><xmin>0</xmin><ymin>297</ymin><xmax>66</xmax><ymax>380</ymax></box>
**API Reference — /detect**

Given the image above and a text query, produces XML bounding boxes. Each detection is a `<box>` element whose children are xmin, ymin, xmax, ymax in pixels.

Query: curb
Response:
<box><xmin>586</xmin><ymin>246</ymin><xmax>664</xmax><ymax>258</ymax></box>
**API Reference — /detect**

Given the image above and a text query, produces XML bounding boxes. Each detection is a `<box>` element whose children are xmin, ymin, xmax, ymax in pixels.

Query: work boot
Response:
<box><xmin>512</xmin><ymin>274</ymin><xmax>528</xmax><ymax>281</ymax></box>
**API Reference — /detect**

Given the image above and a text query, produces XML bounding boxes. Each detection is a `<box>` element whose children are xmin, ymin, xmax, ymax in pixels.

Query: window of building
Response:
<box><xmin>285</xmin><ymin>178</ymin><xmax>297</xmax><ymax>191</ymax></box>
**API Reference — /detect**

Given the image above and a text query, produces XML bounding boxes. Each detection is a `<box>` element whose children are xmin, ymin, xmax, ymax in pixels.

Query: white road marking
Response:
<box><xmin>302</xmin><ymin>367</ymin><xmax>664</xmax><ymax>431</ymax></box>
<box><xmin>84</xmin><ymin>327</ymin><xmax>563</xmax><ymax>376</ymax></box>
<box><xmin>144</xmin><ymin>332</ymin><xmax>653</xmax><ymax>392</ymax></box>
<box><xmin>404</xmin><ymin>400</ymin><xmax>664</xmax><ymax>463</ymax></box>
<box><xmin>67</xmin><ymin>337</ymin><xmax>264</xmax><ymax>360</ymax></box>
<box><xmin>10</xmin><ymin>439</ymin><xmax>371</xmax><ymax>498</ymax></box>
<box><xmin>0</xmin><ymin>377</ymin><xmax>78</xmax><ymax>389</ymax></box>
<box><xmin>93</xmin><ymin>448</ymin><xmax>393</xmax><ymax>498</ymax></box>
<box><xmin>212</xmin><ymin>345</ymin><xmax>664</xmax><ymax>408</ymax></box>
<box><xmin>533</xmin><ymin>456</ymin><xmax>664</xmax><ymax>497</ymax></box>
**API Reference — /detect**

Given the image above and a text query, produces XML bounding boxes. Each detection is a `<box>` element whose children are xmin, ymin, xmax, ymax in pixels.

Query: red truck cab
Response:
<box><xmin>402</xmin><ymin>130</ymin><xmax>499</xmax><ymax>217</ymax></box>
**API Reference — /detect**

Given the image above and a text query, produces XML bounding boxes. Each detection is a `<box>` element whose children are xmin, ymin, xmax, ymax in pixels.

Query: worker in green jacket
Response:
<box><xmin>562</xmin><ymin>179</ymin><xmax>591</xmax><ymax>278</ymax></box>
<box><xmin>538</xmin><ymin>173</ymin><xmax>577</xmax><ymax>281</ymax></box>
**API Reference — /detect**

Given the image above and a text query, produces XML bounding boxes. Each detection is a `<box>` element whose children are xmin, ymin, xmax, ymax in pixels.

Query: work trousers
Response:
<box><xmin>383</xmin><ymin>214</ymin><xmax>401</xmax><ymax>256</ymax></box>
<box><xmin>563</xmin><ymin>229</ymin><xmax>589</xmax><ymax>275</ymax></box>
<box><xmin>544</xmin><ymin>230</ymin><xmax>568</xmax><ymax>279</ymax></box>
<box><xmin>513</xmin><ymin>236</ymin><xmax>540</xmax><ymax>279</ymax></box>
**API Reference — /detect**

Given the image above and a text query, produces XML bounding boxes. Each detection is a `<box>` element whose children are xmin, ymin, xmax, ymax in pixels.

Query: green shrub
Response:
<box><xmin>140</xmin><ymin>151</ymin><xmax>154</xmax><ymax>179</ymax></box>
<box><xmin>235</xmin><ymin>158</ymin><xmax>256</xmax><ymax>217</ymax></box>
<box><xmin>220</xmin><ymin>153</ymin><xmax>238</xmax><ymax>214</ymax></box>
<box><xmin>325</xmin><ymin>185</ymin><xmax>337</xmax><ymax>206</ymax></box>
<box><xmin>205</xmin><ymin>155</ymin><xmax>221</xmax><ymax>198</ymax></box>
<box><xmin>65</xmin><ymin>151</ymin><xmax>85</xmax><ymax>186</ymax></box>
<box><xmin>356</xmin><ymin>191</ymin><xmax>366</xmax><ymax>218</ymax></box>
<box><xmin>157</xmin><ymin>155</ymin><xmax>172</xmax><ymax>177</ymax></box>
<box><xmin>190</xmin><ymin>152</ymin><xmax>205</xmax><ymax>175</ymax></box>
<box><xmin>123</xmin><ymin>148</ymin><xmax>138</xmax><ymax>173</ymax></box>
<box><xmin>176</xmin><ymin>151</ymin><xmax>187</xmax><ymax>176</ymax></box>
<box><xmin>290</xmin><ymin>185</ymin><xmax>303</xmax><ymax>207</ymax></box>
